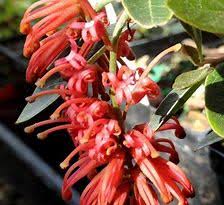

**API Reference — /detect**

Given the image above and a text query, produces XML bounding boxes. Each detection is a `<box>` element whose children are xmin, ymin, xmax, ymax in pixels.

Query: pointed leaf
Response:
<box><xmin>122</xmin><ymin>0</ymin><xmax>173</xmax><ymax>29</ymax></box>
<box><xmin>16</xmin><ymin>77</ymin><xmax>65</xmax><ymax>124</ymax></box>
<box><xmin>167</xmin><ymin>0</ymin><xmax>224</xmax><ymax>34</ymax></box>
<box><xmin>151</xmin><ymin>81</ymin><xmax>202</xmax><ymax>130</ymax></box>
<box><xmin>195</xmin><ymin>131</ymin><xmax>223</xmax><ymax>151</ymax></box>
<box><xmin>173</xmin><ymin>64</ymin><xmax>212</xmax><ymax>90</ymax></box>
<box><xmin>205</xmin><ymin>68</ymin><xmax>224</xmax><ymax>137</ymax></box>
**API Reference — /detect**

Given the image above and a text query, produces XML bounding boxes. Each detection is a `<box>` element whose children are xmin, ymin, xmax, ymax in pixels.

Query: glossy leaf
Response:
<box><xmin>122</xmin><ymin>0</ymin><xmax>173</xmax><ymax>29</ymax></box>
<box><xmin>16</xmin><ymin>76</ymin><xmax>65</xmax><ymax>124</ymax></box>
<box><xmin>167</xmin><ymin>0</ymin><xmax>224</xmax><ymax>34</ymax></box>
<box><xmin>195</xmin><ymin>131</ymin><xmax>223</xmax><ymax>151</ymax></box>
<box><xmin>151</xmin><ymin>81</ymin><xmax>202</xmax><ymax>130</ymax></box>
<box><xmin>173</xmin><ymin>64</ymin><xmax>212</xmax><ymax>90</ymax></box>
<box><xmin>205</xmin><ymin>68</ymin><xmax>224</xmax><ymax>137</ymax></box>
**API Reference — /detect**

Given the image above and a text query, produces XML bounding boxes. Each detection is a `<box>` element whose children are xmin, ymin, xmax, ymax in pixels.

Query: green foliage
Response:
<box><xmin>173</xmin><ymin>65</ymin><xmax>212</xmax><ymax>90</ymax></box>
<box><xmin>122</xmin><ymin>0</ymin><xmax>173</xmax><ymax>28</ymax></box>
<box><xmin>167</xmin><ymin>0</ymin><xmax>224</xmax><ymax>34</ymax></box>
<box><xmin>151</xmin><ymin>81</ymin><xmax>202</xmax><ymax>130</ymax></box>
<box><xmin>205</xmin><ymin>68</ymin><xmax>224</xmax><ymax>138</ymax></box>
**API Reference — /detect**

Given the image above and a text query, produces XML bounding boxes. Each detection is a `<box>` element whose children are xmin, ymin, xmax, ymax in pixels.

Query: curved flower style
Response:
<box><xmin>20</xmin><ymin>1</ymin><xmax>195</xmax><ymax>205</ymax></box>
<box><xmin>70</xmin><ymin>12</ymin><xmax>111</xmax><ymax>47</ymax></box>
<box><xmin>20</xmin><ymin>0</ymin><xmax>81</xmax><ymax>57</ymax></box>
<box><xmin>117</xmin><ymin>29</ymin><xmax>136</xmax><ymax>60</ymax></box>
<box><xmin>26</xmin><ymin>30</ymin><xmax>69</xmax><ymax>82</ymax></box>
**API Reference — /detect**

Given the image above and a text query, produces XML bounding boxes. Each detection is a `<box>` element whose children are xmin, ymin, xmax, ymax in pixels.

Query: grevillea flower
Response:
<box><xmin>55</xmin><ymin>39</ymin><xmax>87</xmax><ymax>70</ymax></box>
<box><xmin>117</xmin><ymin>29</ymin><xmax>136</xmax><ymax>60</ymax></box>
<box><xmin>26</xmin><ymin>30</ymin><xmax>69</xmax><ymax>82</ymax></box>
<box><xmin>102</xmin><ymin>66</ymin><xmax>160</xmax><ymax>105</ymax></box>
<box><xmin>21</xmin><ymin>0</ymin><xmax>111</xmax><ymax>83</ymax></box>
<box><xmin>20</xmin><ymin>0</ymin><xmax>81</xmax><ymax>56</ymax></box>
<box><xmin>102</xmin><ymin>66</ymin><xmax>135</xmax><ymax>105</ymax></box>
<box><xmin>70</xmin><ymin>12</ymin><xmax>111</xmax><ymax>47</ymax></box>
<box><xmin>124</xmin><ymin>123</ymin><xmax>194</xmax><ymax>204</ymax></box>
<box><xmin>21</xmin><ymin>1</ymin><xmax>194</xmax><ymax>204</ymax></box>
<box><xmin>132</xmin><ymin>67</ymin><xmax>161</xmax><ymax>104</ymax></box>
<box><xmin>131</xmin><ymin>168</ymin><xmax>159</xmax><ymax>205</ymax></box>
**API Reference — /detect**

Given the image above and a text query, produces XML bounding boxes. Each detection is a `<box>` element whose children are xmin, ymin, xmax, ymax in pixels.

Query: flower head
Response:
<box><xmin>21</xmin><ymin>1</ymin><xmax>194</xmax><ymax>204</ymax></box>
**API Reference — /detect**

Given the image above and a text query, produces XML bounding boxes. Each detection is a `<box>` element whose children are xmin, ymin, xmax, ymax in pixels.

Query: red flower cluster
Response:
<box><xmin>21</xmin><ymin>0</ymin><xmax>195</xmax><ymax>204</ymax></box>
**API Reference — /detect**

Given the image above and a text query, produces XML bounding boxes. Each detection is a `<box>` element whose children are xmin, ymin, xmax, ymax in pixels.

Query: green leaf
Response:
<box><xmin>173</xmin><ymin>64</ymin><xmax>212</xmax><ymax>90</ymax></box>
<box><xmin>205</xmin><ymin>68</ymin><xmax>224</xmax><ymax>137</ymax></box>
<box><xmin>16</xmin><ymin>77</ymin><xmax>65</xmax><ymax>124</ymax></box>
<box><xmin>151</xmin><ymin>81</ymin><xmax>202</xmax><ymax>130</ymax></box>
<box><xmin>167</xmin><ymin>0</ymin><xmax>224</xmax><ymax>34</ymax></box>
<box><xmin>194</xmin><ymin>131</ymin><xmax>223</xmax><ymax>151</ymax></box>
<box><xmin>122</xmin><ymin>0</ymin><xmax>173</xmax><ymax>29</ymax></box>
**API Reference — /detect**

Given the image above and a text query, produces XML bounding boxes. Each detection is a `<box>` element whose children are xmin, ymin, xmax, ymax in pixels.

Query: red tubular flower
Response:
<box><xmin>131</xmin><ymin>169</ymin><xmax>159</xmax><ymax>205</ymax></box>
<box><xmin>112</xmin><ymin>182</ymin><xmax>131</xmax><ymax>205</ymax></box>
<box><xmin>117</xmin><ymin>29</ymin><xmax>136</xmax><ymax>60</ymax></box>
<box><xmin>26</xmin><ymin>30</ymin><xmax>69</xmax><ymax>82</ymax></box>
<box><xmin>132</xmin><ymin>68</ymin><xmax>161</xmax><ymax>104</ymax></box>
<box><xmin>55</xmin><ymin>39</ymin><xmax>87</xmax><ymax>71</ymax></box>
<box><xmin>66</xmin><ymin>66</ymin><xmax>97</xmax><ymax>95</ymax></box>
<box><xmin>20</xmin><ymin>0</ymin><xmax>81</xmax><ymax>56</ymax></box>
<box><xmin>158</xmin><ymin>117</ymin><xmax>186</xmax><ymax>139</ymax></box>
<box><xmin>123</xmin><ymin>122</ymin><xmax>194</xmax><ymax>204</ymax></box>
<box><xmin>102</xmin><ymin>66</ymin><xmax>160</xmax><ymax>105</ymax></box>
<box><xmin>70</xmin><ymin>12</ymin><xmax>111</xmax><ymax>47</ymax></box>
<box><xmin>102</xmin><ymin>66</ymin><xmax>136</xmax><ymax>105</ymax></box>
<box><xmin>61</xmin><ymin>131</ymin><xmax>123</xmax><ymax>202</ymax></box>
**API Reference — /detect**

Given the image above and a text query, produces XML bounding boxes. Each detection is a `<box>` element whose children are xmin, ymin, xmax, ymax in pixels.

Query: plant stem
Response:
<box><xmin>109</xmin><ymin>11</ymin><xmax>129</xmax><ymax>108</ymax></box>
<box><xmin>192</xmin><ymin>28</ymin><xmax>203</xmax><ymax>63</ymax></box>
<box><xmin>112</xmin><ymin>11</ymin><xmax>129</xmax><ymax>43</ymax></box>
<box><xmin>109</xmin><ymin>51</ymin><xmax>118</xmax><ymax>108</ymax></box>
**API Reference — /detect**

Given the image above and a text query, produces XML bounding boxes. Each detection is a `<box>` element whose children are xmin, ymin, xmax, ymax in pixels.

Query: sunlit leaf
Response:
<box><xmin>173</xmin><ymin>64</ymin><xmax>212</xmax><ymax>90</ymax></box>
<box><xmin>167</xmin><ymin>0</ymin><xmax>224</xmax><ymax>34</ymax></box>
<box><xmin>122</xmin><ymin>0</ymin><xmax>173</xmax><ymax>29</ymax></box>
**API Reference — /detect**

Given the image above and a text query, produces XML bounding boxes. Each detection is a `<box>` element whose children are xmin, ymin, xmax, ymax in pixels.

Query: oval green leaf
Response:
<box><xmin>205</xmin><ymin>68</ymin><xmax>224</xmax><ymax>137</ymax></box>
<box><xmin>167</xmin><ymin>0</ymin><xmax>224</xmax><ymax>34</ymax></box>
<box><xmin>173</xmin><ymin>64</ymin><xmax>212</xmax><ymax>90</ymax></box>
<box><xmin>16</xmin><ymin>76</ymin><xmax>65</xmax><ymax>124</ymax></box>
<box><xmin>122</xmin><ymin>0</ymin><xmax>173</xmax><ymax>28</ymax></box>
